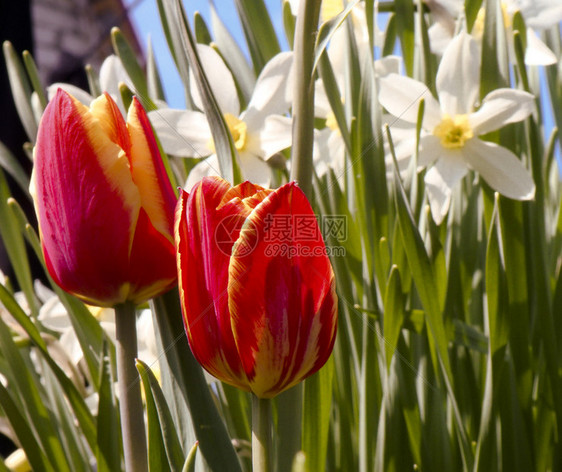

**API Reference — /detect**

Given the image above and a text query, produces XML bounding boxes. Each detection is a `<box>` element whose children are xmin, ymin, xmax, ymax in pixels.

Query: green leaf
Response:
<box><xmin>182</xmin><ymin>442</ymin><xmax>198</xmax><ymax>472</ymax></box>
<box><xmin>151</xmin><ymin>290</ymin><xmax>242</xmax><ymax>472</ymax></box>
<box><xmin>233</xmin><ymin>0</ymin><xmax>281</xmax><ymax>75</ymax></box>
<box><xmin>383</xmin><ymin>265</ymin><xmax>405</xmax><ymax>371</ymax></box>
<box><xmin>389</xmin><ymin>130</ymin><xmax>473</xmax><ymax>468</ymax></box>
<box><xmin>0</xmin><ymin>169</ymin><xmax>38</xmax><ymax>316</ymax></box>
<box><xmin>111</xmin><ymin>27</ymin><xmax>153</xmax><ymax>110</ymax></box>
<box><xmin>0</xmin><ymin>315</ymin><xmax>71</xmax><ymax>471</ymax></box>
<box><xmin>137</xmin><ymin>359</ymin><xmax>185</xmax><ymax>471</ymax></box>
<box><xmin>0</xmin><ymin>142</ymin><xmax>30</xmax><ymax>198</ymax></box>
<box><xmin>302</xmin><ymin>357</ymin><xmax>333</xmax><ymax>472</ymax></box>
<box><xmin>0</xmin><ymin>382</ymin><xmax>56</xmax><ymax>472</ymax></box>
<box><xmin>2</xmin><ymin>41</ymin><xmax>37</xmax><ymax>141</ymax></box>
<box><xmin>282</xmin><ymin>0</ymin><xmax>296</xmax><ymax>49</ymax></box>
<box><xmin>193</xmin><ymin>12</ymin><xmax>213</xmax><ymax>44</ymax></box>
<box><xmin>96</xmin><ymin>345</ymin><xmax>122</xmax><ymax>472</ymax></box>
<box><xmin>313</xmin><ymin>0</ymin><xmax>361</xmax><ymax>74</ymax></box>
<box><xmin>210</xmin><ymin>3</ymin><xmax>255</xmax><ymax>103</ymax></box>
<box><xmin>302</xmin><ymin>357</ymin><xmax>334</xmax><ymax>472</ymax></box>
<box><xmin>146</xmin><ymin>37</ymin><xmax>167</xmax><ymax>102</ymax></box>
<box><xmin>22</xmin><ymin>50</ymin><xmax>47</xmax><ymax>109</ymax></box>
<box><xmin>394</xmin><ymin>0</ymin><xmax>415</xmax><ymax>76</ymax></box>
<box><xmin>0</xmin><ymin>283</ymin><xmax>98</xmax><ymax>453</ymax></box>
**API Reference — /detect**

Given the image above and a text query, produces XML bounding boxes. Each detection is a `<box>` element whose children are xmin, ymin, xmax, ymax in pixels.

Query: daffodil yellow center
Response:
<box><xmin>474</xmin><ymin>2</ymin><xmax>511</xmax><ymax>36</ymax></box>
<box><xmin>325</xmin><ymin>112</ymin><xmax>339</xmax><ymax>132</ymax></box>
<box><xmin>321</xmin><ymin>0</ymin><xmax>343</xmax><ymax>22</ymax></box>
<box><xmin>433</xmin><ymin>114</ymin><xmax>474</xmax><ymax>149</ymax></box>
<box><xmin>208</xmin><ymin>113</ymin><xmax>248</xmax><ymax>153</ymax></box>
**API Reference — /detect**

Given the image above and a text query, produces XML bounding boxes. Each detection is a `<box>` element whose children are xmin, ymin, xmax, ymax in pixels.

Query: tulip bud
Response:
<box><xmin>32</xmin><ymin>89</ymin><xmax>177</xmax><ymax>306</ymax></box>
<box><xmin>175</xmin><ymin>176</ymin><xmax>337</xmax><ymax>398</ymax></box>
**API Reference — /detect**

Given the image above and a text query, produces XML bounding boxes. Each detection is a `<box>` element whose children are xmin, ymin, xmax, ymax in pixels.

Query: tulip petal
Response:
<box><xmin>89</xmin><ymin>93</ymin><xmax>131</xmax><ymax>153</ymax></box>
<box><xmin>127</xmin><ymin>97</ymin><xmax>177</xmax><ymax>243</ymax></box>
<box><xmin>35</xmin><ymin>89</ymin><xmax>140</xmax><ymax>306</ymax></box>
<box><xmin>175</xmin><ymin>178</ymin><xmax>249</xmax><ymax>389</ymax></box>
<box><xmin>228</xmin><ymin>182</ymin><xmax>337</xmax><ymax>398</ymax></box>
<box><xmin>128</xmin><ymin>207</ymin><xmax>176</xmax><ymax>304</ymax></box>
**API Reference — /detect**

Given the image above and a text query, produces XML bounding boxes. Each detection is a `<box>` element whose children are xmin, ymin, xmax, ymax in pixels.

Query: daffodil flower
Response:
<box><xmin>379</xmin><ymin>32</ymin><xmax>536</xmax><ymax>223</ymax></box>
<box><xmin>314</xmin><ymin>55</ymin><xmax>401</xmax><ymax>178</ymax></box>
<box><xmin>426</xmin><ymin>0</ymin><xmax>562</xmax><ymax>65</ymax></box>
<box><xmin>148</xmin><ymin>46</ymin><xmax>294</xmax><ymax>189</ymax></box>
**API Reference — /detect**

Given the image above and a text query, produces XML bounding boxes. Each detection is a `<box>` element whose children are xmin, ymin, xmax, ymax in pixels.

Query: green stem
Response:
<box><xmin>276</xmin><ymin>384</ymin><xmax>303</xmax><ymax>472</ymax></box>
<box><xmin>252</xmin><ymin>395</ymin><xmax>272</xmax><ymax>472</ymax></box>
<box><xmin>290</xmin><ymin>0</ymin><xmax>322</xmax><ymax>199</ymax></box>
<box><xmin>114</xmin><ymin>301</ymin><xmax>148</xmax><ymax>472</ymax></box>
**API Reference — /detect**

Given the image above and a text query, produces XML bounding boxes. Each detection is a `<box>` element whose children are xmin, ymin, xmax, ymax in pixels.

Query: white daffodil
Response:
<box><xmin>148</xmin><ymin>46</ymin><xmax>294</xmax><ymax>189</ymax></box>
<box><xmin>314</xmin><ymin>55</ymin><xmax>401</xmax><ymax>178</ymax></box>
<box><xmin>46</xmin><ymin>55</ymin><xmax>133</xmax><ymax>112</ymax></box>
<box><xmin>379</xmin><ymin>32</ymin><xmax>536</xmax><ymax>224</ymax></box>
<box><xmin>425</xmin><ymin>0</ymin><xmax>562</xmax><ymax>65</ymax></box>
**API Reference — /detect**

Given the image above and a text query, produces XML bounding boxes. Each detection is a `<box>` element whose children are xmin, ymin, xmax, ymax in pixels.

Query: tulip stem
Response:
<box><xmin>252</xmin><ymin>395</ymin><xmax>272</xmax><ymax>472</ymax></box>
<box><xmin>115</xmin><ymin>301</ymin><xmax>148</xmax><ymax>472</ymax></box>
<box><xmin>290</xmin><ymin>0</ymin><xmax>322</xmax><ymax>198</ymax></box>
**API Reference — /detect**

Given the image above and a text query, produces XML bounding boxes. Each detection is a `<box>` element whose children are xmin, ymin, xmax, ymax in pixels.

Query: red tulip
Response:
<box><xmin>32</xmin><ymin>89</ymin><xmax>177</xmax><ymax>306</ymax></box>
<box><xmin>175</xmin><ymin>176</ymin><xmax>337</xmax><ymax>398</ymax></box>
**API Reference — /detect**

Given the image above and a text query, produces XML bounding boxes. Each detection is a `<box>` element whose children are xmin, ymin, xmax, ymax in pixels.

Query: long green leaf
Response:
<box><xmin>151</xmin><ymin>289</ymin><xmax>242</xmax><ymax>472</ymax></box>
<box><xmin>233</xmin><ymin>0</ymin><xmax>281</xmax><ymax>74</ymax></box>
<box><xmin>2</xmin><ymin>41</ymin><xmax>37</xmax><ymax>141</ymax></box>
<box><xmin>96</xmin><ymin>345</ymin><xmax>122</xmax><ymax>472</ymax></box>
<box><xmin>0</xmin><ymin>382</ymin><xmax>56</xmax><ymax>472</ymax></box>
<box><xmin>302</xmin><ymin>357</ymin><xmax>334</xmax><ymax>472</ymax></box>
<box><xmin>137</xmin><ymin>359</ymin><xmax>185</xmax><ymax>471</ymax></box>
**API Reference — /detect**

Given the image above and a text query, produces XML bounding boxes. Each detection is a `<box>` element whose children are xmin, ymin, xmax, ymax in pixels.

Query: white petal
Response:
<box><xmin>148</xmin><ymin>109</ymin><xmax>212</xmax><ymax>157</ymax></box>
<box><xmin>428</xmin><ymin>22</ymin><xmax>454</xmax><ymax>55</ymax></box>
<box><xmin>254</xmin><ymin>115</ymin><xmax>293</xmax><ymax>159</ymax></box>
<box><xmin>99</xmin><ymin>55</ymin><xmax>132</xmax><ymax>96</ymax></box>
<box><xmin>514</xmin><ymin>0</ymin><xmax>562</xmax><ymax>29</ymax></box>
<box><xmin>185</xmin><ymin>155</ymin><xmax>224</xmax><ymax>191</ymax></box>
<box><xmin>314</xmin><ymin>80</ymin><xmax>332</xmax><ymax>118</ymax></box>
<box><xmin>190</xmin><ymin>44</ymin><xmax>239</xmax><ymax>115</ymax></box>
<box><xmin>425</xmin><ymin>152</ymin><xmax>468</xmax><ymax>224</ymax></box>
<box><xmin>239</xmin><ymin>153</ymin><xmax>272</xmax><ymax>187</ymax></box>
<box><xmin>378</xmin><ymin>74</ymin><xmax>442</xmax><ymax>129</ymax></box>
<box><xmin>436</xmin><ymin>32</ymin><xmax>480</xmax><ymax>115</ymax></box>
<box><xmin>47</xmin><ymin>83</ymin><xmax>93</xmax><ymax>105</ymax></box>
<box><xmin>524</xmin><ymin>28</ymin><xmax>558</xmax><ymax>65</ymax></box>
<box><xmin>246</xmin><ymin>52</ymin><xmax>293</xmax><ymax>116</ymax></box>
<box><xmin>462</xmin><ymin>139</ymin><xmax>535</xmax><ymax>200</ymax></box>
<box><xmin>470</xmin><ymin>88</ymin><xmax>535</xmax><ymax>135</ymax></box>
<box><xmin>374</xmin><ymin>56</ymin><xmax>402</xmax><ymax>77</ymax></box>
<box><xmin>418</xmin><ymin>134</ymin><xmax>446</xmax><ymax>167</ymax></box>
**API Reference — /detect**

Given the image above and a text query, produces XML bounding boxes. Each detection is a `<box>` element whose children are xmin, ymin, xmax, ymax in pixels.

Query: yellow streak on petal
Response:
<box><xmin>70</xmin><ymin>95</ymin><xmax>140</xmax><ymax>252</ymax></box>
<box><xmin>126</xmin><ymin>101</ymin><xmax>173</xmax><ymax>242</ymax></box>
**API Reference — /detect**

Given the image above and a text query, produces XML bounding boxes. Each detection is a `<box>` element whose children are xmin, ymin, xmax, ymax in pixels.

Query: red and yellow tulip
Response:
<box><xmin>175</xmin><ymin>176</ymin><xmax>337</xmax><ymax>398</ymax></box>
<box><xmin>32</xmin><ymin>89</ymin><xmax>177</xmax><ymax>306</ymax></box>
